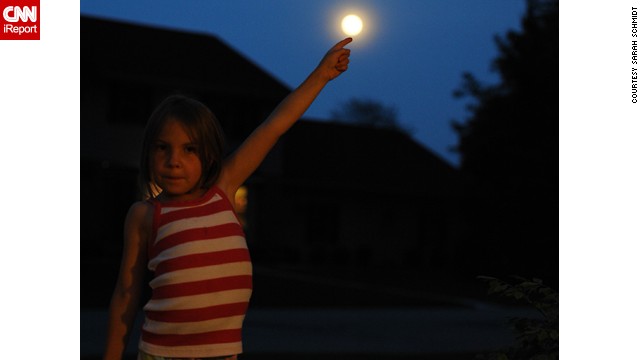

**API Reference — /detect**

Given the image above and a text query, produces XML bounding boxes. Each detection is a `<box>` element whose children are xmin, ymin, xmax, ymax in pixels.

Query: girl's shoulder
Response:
<box><xmin>214</xmin><ymin>174</ymin><xmax>237</xmax><ymax>209</ymax></box>
<box><xmin>125</xmin><ymin>200</ymin><xmax>155</xmax><ymax>236</ymax></box>
<box><xmin>129</xmin><ymin>200</ymin><xmax>155</xmax><ymax>214</ymax></box>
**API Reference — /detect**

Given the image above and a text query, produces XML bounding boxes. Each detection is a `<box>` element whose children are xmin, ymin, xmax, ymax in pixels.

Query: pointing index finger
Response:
<box><xmin>332</xmin><ymin>37</ymin><xmax>353</xmax><ymax>50</ymax></box>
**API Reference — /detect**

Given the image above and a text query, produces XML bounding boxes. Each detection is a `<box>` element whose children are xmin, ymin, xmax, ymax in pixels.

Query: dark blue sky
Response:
<box><xmin>81</xmin><ymin>0</ymin><xmax>526</xmax><ymax>166</ymax></box>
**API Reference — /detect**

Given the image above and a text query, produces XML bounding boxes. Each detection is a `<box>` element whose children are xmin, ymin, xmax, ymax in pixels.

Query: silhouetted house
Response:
<box><xmin>251</xmin><ymin>121</ymin><xmax>461</xmax><ymax>270</ymax></box>
<box><xmin>81</xmin><ymin>16</ymin><xmax>461</xmax><ymax>304</ymax></box>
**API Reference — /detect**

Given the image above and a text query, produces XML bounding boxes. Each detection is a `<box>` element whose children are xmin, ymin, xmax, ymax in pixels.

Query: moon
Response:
<box><xmin>341</xmin><ymin>14</ymin><xmax>363</xmax><ymax>36</ymax></box>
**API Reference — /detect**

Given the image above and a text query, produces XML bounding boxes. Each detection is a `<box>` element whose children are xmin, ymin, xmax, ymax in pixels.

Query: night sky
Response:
<box><xmin>80</xmin><ymin>0</ymin><xmax>526</xmax><ymax>166</ymax></box>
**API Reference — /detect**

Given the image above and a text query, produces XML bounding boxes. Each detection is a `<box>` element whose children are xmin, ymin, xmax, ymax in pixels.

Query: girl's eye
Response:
<box><xmin>155</xmin><ymin>144</ymin><xmax>167</xmax><ymax>151</ymax></box>
<box><xmin>185</xmin><ymin>146</ymin><xmax>197</xmax><ymax>153</ymax></box>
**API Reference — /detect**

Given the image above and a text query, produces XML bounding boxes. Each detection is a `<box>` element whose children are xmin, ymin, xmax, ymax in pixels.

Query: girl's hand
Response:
<box><xmin>314</xmin><ymin>37</ymin><xmax>352</xmax><ymax>81</ymax></box>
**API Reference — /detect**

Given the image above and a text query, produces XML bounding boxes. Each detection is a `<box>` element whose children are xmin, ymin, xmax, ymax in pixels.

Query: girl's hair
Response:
<box><xmin>139</xmin><ymin>94</ymin><xmax>226</xmax><ymax>199</ymax></box>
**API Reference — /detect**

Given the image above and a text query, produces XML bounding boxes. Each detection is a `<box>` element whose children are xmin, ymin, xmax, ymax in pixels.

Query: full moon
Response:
<box><xmin>341</xmin><ymin>14</ymin><xmax>363</xmax><ymax>36</ymax></box>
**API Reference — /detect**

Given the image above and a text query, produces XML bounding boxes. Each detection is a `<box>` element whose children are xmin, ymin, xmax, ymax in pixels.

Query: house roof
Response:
<box><xmin>81</xmin><ymin>16</ymin><xmax>290</xmax><ymax>99</ymax></box>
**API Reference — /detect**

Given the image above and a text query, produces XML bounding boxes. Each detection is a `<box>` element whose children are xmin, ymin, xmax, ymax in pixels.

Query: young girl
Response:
<box><xmin>103</xmin><ymin>38</ymin><xmax>352</xmax><ymax>360</ymax></box>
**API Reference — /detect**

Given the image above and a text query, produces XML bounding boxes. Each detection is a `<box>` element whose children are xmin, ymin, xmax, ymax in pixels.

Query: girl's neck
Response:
<box><xmin>156</xmin><ymin>187</ymin><xmax>207</xmax><ymax>204</ymax></box>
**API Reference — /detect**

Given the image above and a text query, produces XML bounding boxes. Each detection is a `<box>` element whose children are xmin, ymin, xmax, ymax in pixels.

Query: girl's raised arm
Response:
<box><xmin>218</xmin><ymin>38</ymin><xmax>352</xmax><ymax>197</ymax></box>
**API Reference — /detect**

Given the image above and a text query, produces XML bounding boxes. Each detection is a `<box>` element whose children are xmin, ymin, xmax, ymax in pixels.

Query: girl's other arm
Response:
<box><xmin>103</xmin><ymin>202</ymin><xmax>152</xmax><ymax>360</ymax></box>
<box><xmin>218</xmin><ymin>37</ymin><xmax>352</xmax><ymax>196</ymax></box>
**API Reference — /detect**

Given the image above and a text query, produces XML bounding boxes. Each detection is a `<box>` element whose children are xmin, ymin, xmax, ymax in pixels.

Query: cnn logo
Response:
<box><xmin>3</xmin><ymin>6</ymin><xmax>37</xmax><ymax>22</ymax></box>
<box><xmin>1</xmin><ymin>1</ymin><xmax>39</xmax><ymax>40</ymax></box>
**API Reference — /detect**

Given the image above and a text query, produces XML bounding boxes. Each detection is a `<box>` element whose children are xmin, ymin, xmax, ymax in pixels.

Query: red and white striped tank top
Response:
<box><xmin>139</xmin><ymin>185</ymin><xmax>253</xmax><ymax>358</ymax></box>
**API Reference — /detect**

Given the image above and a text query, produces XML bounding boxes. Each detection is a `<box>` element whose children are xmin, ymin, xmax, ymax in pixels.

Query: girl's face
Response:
<box><xmin>151</xmin><ymin>119</ymin><xmax>204</xmax><ymax>202</ymax></box>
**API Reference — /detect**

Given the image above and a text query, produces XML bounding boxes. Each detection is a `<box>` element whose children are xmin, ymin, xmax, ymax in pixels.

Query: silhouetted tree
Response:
<box><xmin>452</xmin><ymin>0</ymin><xmax>558</xmax><ymax>282</ymax></box>
<box><xmin>331</xmin><ymin>98</ymin><xmax>410</xmax><ymax>133</ymax></box>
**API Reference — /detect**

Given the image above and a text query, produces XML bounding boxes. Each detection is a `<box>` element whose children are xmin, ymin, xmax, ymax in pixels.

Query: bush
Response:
<box><xmin>477</xmin><ymin>276</ymin><xmax>558</xmax><ymax>360</ymax></box>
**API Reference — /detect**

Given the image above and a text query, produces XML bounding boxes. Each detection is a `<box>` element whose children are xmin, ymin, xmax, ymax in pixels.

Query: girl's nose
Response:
<box><xmin>166</xmin><ymin>150</ymin><xmax>181</xmax><ymax>168</ymax></box>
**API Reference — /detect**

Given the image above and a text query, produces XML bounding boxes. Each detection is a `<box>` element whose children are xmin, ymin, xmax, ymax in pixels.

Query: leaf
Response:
<box><xmin>520</xmin><ymin>281</ymin><xmax>540</xmax><ymax>288</ymax></box>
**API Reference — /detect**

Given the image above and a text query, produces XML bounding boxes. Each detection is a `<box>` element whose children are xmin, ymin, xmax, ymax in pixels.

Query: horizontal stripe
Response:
<box><xmin>159</xmin><ymin>196</ymin><xmax>228</xmax><ymax>227</ymax></box>
<box><xmin>139</xmin><ymin>340</ymin><xmax>242</xmax><ymax>358</ymax></box>
<box><xmin>150</xmin><ymin>262</ymin><xmax>252</xmax><ymax>289</ymax></box>
<box><xmin>141</xmin><ymin>328</ymin><xmax>241</xmax><ymax>347</ymax></box>
<box><xmin>143</xmin><ymin>315</ymin><xmax>245</xmax><ymax>335</ymax></box>
<box><xmin>143</xmin><ymin>289</ymin><xmax>253</xmax><ymax>311</ymax></box>
<box><xmin>149</xmin><ymin>235</ymin><xmax>248</xmax><ymax>271</ymax></box>
<box><xmin>150</xmin><ymin>223</ymin><xmax>244</xmax><ymax>261</ymax></box>
<box><xmin>152</xmin><ymin>275</ymin><xmax>253</xmax><ymax>299</ymax></box>
<box><xmin>155</xmin><ymin>210</ymin><xmax>239</xmax><ymax>246</ymax></box>
<box><xmin>151</xmin><ymin>275</ymin><xmax>252</xmax><ymax>300</ymax></box>
<box><xmin>145</xmin><ymin>302</ymin><xmax>249</xmax><ymax>323</ymax></box>
<box><xmin>154</xmin><ymin>248</ymin><xmax>251</xmax><ymax>277</ymax></box>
